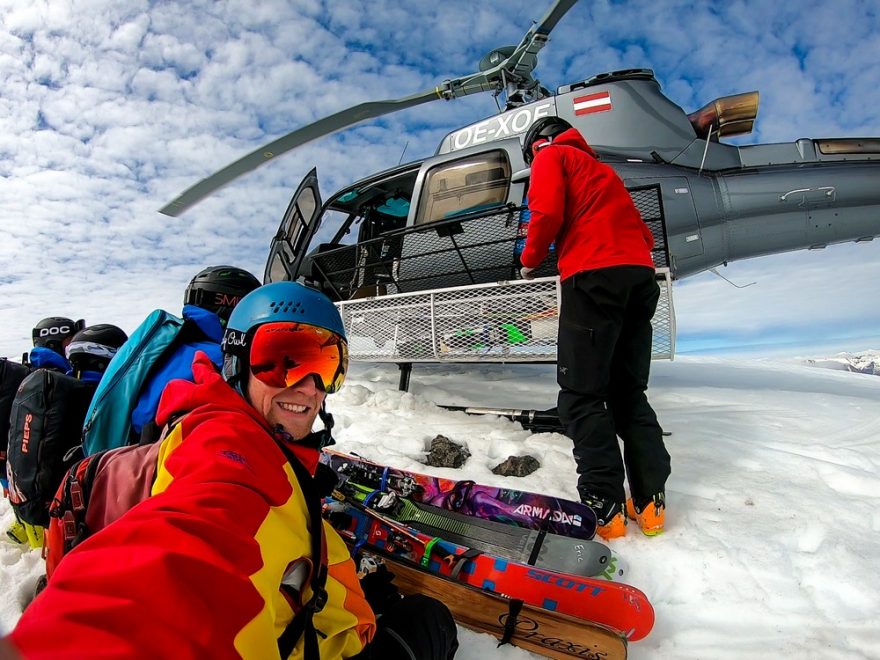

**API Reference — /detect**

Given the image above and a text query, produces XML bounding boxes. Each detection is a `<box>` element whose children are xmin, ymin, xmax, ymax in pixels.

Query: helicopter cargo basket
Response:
<box><xmin>336</xmin><ymin>271</ymin><xmax>674</xmax><ymax>363</ymax></box>
<box><xmin>315</xmin><ymin>186</ymin><xmax>674</xmax><ymax>363</ymax></box>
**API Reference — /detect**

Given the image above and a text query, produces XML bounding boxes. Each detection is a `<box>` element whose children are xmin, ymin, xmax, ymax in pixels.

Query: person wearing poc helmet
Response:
<box><xmin>129</xmin><ymin>265</ymin><xmax>260</xmax><ymax>439</ymax></box>
<box><xmin>4</xmin><ymin>282</ymin><xmax>456</xmax><ymax>659</ymax></box>
<box><xmin>2</xmin><ymin>318</ymin><xmax>84</xmax><ymax>543</ymax></box>
<box><xmin>29</xmin><ymin>316</ymin><xmax>84</xmax><ymax>374</ymax></box>
<box><xmin>5</xmin><ymin>324</ymin><xmax>129</xmax><ymax>550</ymax></box>
<box><xmin>519</xmin><ymin>117</ymin><xmax>671</xmax><ymax>540</ymax></box>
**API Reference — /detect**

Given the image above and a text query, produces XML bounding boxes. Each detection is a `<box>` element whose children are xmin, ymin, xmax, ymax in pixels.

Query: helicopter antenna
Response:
<box><xmin>698</xmin><ymin>124</ymin><xmax>713</xmax><ymax>175</ymax></box>
<box><xmin>709</xmin><ymin>267</ymin><xmax>756</xmax><ymax>288</ymax></box>
<box><xmin>397</xmin><ymin>140</ymin><xmax>409</xmax><ymax>165</ymax></box>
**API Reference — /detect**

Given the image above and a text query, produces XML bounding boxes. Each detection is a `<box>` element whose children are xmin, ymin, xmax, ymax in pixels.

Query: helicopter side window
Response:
<box><xmin>415</xmin><ymin>151</ymin><xmax>511</xmax><ymax>225</ymax></box>
<box><xmin>287</xmin><ymin>186</ymin><xmax>318</xmax><ymax>256</ymax></box>
<box><xmin>267</xmin><ymin>252</ymin><xmax>288</xmax><ymax>283</ymax></box>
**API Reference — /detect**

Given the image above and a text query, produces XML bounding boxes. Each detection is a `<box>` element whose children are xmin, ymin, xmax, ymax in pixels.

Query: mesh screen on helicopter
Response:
<box><xmin>315</xmin><ymin>183</ymin><xmax>674</xmax><ymax>362</ymax></box>
<box><xmin>337</xmin><ymin>269</ymin><xmax>674</xmax><ymax>363</ymax></box>
<box><xmin>311</xmin><ymin>184</ymin><xmax>669</xmax><ymax>302</ymax></box>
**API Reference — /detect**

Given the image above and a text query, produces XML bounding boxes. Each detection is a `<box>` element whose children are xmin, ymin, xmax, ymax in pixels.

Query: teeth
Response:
<box><xmin>278</xmin><ymin>402</ymin><xmax>307</xmax><ymax>413</ymax></box>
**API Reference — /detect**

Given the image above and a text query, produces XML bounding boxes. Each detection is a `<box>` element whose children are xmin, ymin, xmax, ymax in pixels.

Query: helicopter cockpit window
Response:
<box><xmin>317</xmin><ymin>209</ymin><xmax>359</xmax><ymax>246</ymax></box>
<box><xmin>415</xmin><ymin>151</ymin><xmax>511</xmax><ymax>225</ymax></box>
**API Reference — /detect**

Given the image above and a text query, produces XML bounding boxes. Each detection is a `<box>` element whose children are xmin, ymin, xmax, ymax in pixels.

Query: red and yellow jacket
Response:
<box><xmin>520</xmin><ymin>128</ymin><xmax>655</xmax><ymax>281</ymax></box>
<box><xmin>9</xmin><ymin>352</ymin><xmax>375</xmax><ymax>659</ymax></box>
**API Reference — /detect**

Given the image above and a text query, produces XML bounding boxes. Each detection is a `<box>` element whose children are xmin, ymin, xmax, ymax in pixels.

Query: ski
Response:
<box><xmin>362</xmin><ymin>551</ymin><xmax>628</xmax><ymax>659</ymax></box>
<box><xmin>326</xmin><ymin>496</ymin><xmax>654</xmax><ymax>641</ymax></box>
<box><xmin>322</xmin><ymin>449</ymin><xmax>598</xmax><ymax>540</ymax></box>
<box><xmin>342</xmin><ymin>479</ymin><xmax>620</xmax><ymax>579</ymax></box>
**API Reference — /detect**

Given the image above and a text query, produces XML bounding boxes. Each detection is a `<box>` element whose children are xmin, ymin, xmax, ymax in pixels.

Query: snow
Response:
<box><xmin>801</xmin><ymin>350</ymin><xmax>880</xmax><ymax>376</ymax></box>
<box><xmin>3</xmin><ymin>355</ymin><xmax>880</xmax><ymax>659</ymax></box>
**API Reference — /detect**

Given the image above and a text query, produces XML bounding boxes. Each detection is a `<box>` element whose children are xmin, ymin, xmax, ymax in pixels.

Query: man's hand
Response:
<box><xmin>359</xmin><ymin>564</ymin><xmax>402</xmax><ymax>616</ymax></box>
<box><xmin>520</xmin><ymin>266</ymin><xmax>536</xmax><ymax>280</ymax></box>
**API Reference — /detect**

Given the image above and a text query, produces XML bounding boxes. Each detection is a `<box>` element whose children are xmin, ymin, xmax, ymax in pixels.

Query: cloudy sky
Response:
<box><xmin>1</xmin><ymin>0</ymin><xmax>878</xmax><ymax>359</ymax></box>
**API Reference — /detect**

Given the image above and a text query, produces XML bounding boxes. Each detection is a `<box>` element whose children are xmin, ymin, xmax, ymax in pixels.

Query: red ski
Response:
<box><xmin>327</xmin><ymin>496</ymin><xmax>654</xmax><ymax>641</ymax></box>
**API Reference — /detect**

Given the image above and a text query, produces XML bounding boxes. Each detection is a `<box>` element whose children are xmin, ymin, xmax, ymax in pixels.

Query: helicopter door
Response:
<box><xmin>263</xmin><ymin>168</ymin><xmax>323</xmax><ymax>283</ymax></box>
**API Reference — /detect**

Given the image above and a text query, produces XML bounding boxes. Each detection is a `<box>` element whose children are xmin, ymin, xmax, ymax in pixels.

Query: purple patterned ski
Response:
<box><xmin>322</xmin><ymin>449</ymin><xmax>597</xmax><ymax>540</ymax></box>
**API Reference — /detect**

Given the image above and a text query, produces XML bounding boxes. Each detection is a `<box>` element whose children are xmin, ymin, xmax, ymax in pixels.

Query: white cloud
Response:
<box><xmin>1</xmin><ymin>0</ymin><xmax>878</xmax><ymax>359</ymax></box>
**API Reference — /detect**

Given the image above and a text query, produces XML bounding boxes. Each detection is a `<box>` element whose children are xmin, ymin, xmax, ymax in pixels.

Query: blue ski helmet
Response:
<box><xmin>221</xmin><ymin>281</ymin><xmax>347</xmax><ymax>389</ymax></box>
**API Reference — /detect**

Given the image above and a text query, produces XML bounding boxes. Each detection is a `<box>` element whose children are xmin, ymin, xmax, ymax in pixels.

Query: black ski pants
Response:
<box><xmin>355</xmin><ymin>594</ymin><xmax>458</xmax><ymax>660</ymax></box>
<box><xmin>556</xmin><ymin>265</ymin><xmax>670</xmax><ymax>505</ymax></box>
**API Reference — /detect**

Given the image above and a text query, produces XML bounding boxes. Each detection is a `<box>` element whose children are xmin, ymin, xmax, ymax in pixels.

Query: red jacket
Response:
<box><xmin>520</xmin><ymin>128</ymin><xmax>655</xmax><ymax>280</ymax></box>
<box><xmin>9</xmin><ymin>352</ymin><xmax>375</xmax><ymax>659</ymax></box>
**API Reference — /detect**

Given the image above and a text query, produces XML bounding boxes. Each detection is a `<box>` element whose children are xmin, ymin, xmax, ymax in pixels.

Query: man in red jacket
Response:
<box><xmin>520</xmin><ymin>117</ymin><xmax>671</xmax><ymax>540</ymax></box>
<box><xmin>2</xmin><ymin>281</ymin><xmax>457</xmax><ymax>660</ymax></box>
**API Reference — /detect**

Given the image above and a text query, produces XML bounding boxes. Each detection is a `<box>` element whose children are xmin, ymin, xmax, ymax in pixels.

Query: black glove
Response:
<box><xmin>359</xmin><ymin>565</ymin><xmax>402</xmax><ymax>616</ymax></box>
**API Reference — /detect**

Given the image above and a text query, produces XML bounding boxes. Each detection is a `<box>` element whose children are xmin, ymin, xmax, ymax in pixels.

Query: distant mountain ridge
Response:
<box><xmin>804</xmin><ymin>350</ymin><xmax>880</xmax><ymax>376</ymax></box>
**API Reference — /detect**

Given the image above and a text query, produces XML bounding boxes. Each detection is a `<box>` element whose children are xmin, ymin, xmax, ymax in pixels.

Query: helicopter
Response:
<box><xmin>160</xmin><ymin>0</ymin><xmax>880</xmax><ymax>374</ymax></box>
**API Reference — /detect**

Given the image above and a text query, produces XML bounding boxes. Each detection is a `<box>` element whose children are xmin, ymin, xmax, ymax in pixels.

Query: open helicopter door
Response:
<box><xmin>264</xmin><ymin>168</ymin><xmax>322</xmax><ymax>284</ymax></box>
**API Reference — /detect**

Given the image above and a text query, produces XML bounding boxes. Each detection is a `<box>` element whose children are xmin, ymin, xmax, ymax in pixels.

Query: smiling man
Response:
<box><xmin>4</xmin><ymin>281</ymin><xmax>456</xmax><ymax>660</ymax></box>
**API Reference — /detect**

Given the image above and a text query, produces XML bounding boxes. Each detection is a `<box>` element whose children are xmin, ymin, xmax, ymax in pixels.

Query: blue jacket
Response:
<box><xmin>130</xmin><ymin>305</ymin><xmax>224</xmax><ymax>435</ymax></box>
<box><xmin>78</xmin><ymin>371</ymin><xmax>104</xmax><ymax>384</ymax></box>
<box><xmin>28</xmin><ymin>347</ymin><xmax>72</xmax><ymax>374</ymax></box>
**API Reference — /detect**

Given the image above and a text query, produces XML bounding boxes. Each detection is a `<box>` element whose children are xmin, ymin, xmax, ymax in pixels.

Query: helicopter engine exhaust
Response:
<box><xmin>688</xmin><ymin>91</ymin><xmax>760</xmax><ymax>139</ymax></box>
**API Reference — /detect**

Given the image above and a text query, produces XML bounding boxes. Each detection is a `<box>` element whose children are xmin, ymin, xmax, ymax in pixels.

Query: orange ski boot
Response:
<box><xmin>626</xmin><ymin>493</ymin><xmax>665</xmax><ymax>536</ymax></box>
<box><xmin>581</xmin><ymin>493</ymin><xmax>627</xmax><ymax>540</ymax></box>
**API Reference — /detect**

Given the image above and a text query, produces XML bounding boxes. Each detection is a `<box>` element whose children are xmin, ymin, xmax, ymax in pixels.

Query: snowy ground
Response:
<box><xmin>3</xmin><ymin>354</ymin><xmax>880</xmax><ymax>659</ymax></box>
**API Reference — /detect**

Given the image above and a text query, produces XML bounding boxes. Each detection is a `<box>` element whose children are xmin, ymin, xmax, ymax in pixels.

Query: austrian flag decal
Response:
<box><xmin>573</xmin><ymin>91</ymin><xmax>612</xmax><ymax>116</ymax></box>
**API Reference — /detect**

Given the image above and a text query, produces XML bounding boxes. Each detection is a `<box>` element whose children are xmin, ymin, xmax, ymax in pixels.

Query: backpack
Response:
<box><xmin>81</xmin><ymin>309</ymin><xmax>188</xmax><ymax>455</ymax></box>
<box><xmin>5</xmin><ymin>369</ymin><xmax>97</xmax><ymax>527</ymax></box>
<box><xmin>45</xmin><ymin>441</ymin><xmax>160</xmax><ymax>577</ymax></box>
<box><xmin>45</xmin><ymin>421</ymin><xmax>332</xmax><ymax>660</ymax></box>
<box><xmin>0</xmin><ymin>357</ymin><xmax>32</xmax><ymax>484</ymax></box>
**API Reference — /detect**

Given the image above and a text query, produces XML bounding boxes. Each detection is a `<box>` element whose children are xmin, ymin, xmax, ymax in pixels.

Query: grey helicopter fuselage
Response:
<box><xmin>437</xmin><ymin>69</ymin><xmax>880</xmax><ymax>279</ymax></box>
<box><xmin>261</xmin><ymin>68</ymin><xmax>878</xmax><ymax>365</ymax></box>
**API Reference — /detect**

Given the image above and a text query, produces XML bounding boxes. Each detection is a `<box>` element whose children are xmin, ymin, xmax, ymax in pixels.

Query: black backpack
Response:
<box><xmin>1</xmin><ymin>357</ymin><xmax>32</xmax><ymax>482</ymax></box>
<box><xmin>6</xmin><ymin>369</ymin><xmax>97</xmax><ymax>527</ymax></box>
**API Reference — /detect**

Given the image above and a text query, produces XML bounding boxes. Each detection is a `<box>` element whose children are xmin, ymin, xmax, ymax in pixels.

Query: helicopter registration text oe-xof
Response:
<box><xmin>449</xmin><ymin>100</ymin><xmax>555</xmax><ymax>151</ymax></box>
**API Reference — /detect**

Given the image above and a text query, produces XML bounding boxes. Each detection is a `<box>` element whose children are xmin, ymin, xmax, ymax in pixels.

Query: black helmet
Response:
<box><xmin>66</xmin><ymin>324</ymin><xmax>128</xmax><ymax>374</ymax></box>
<box><xmin>522</xmin><ymin>117</ymin><xmax>572</xmax><ymax>164</ymax></box>
<box><xmin>32</xmin><ymin>317</ymin><xmax>84</xmax><ymax>354</ymax></box>
<box><xmin>183</xmin><ymin>265</ymin><xmax>261</xmax><ymax>324</ymax></box>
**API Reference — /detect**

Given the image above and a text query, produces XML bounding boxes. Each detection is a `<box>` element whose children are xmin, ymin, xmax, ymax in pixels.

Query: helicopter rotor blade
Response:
<box><xmin>159</xmin><ymin>87</ymin><xmax>444</xmax><ymax>216</ymax></box>
<box><xmin>532</xmin><ymin>0</ymin><xmax>579</xmax><ymax>36</ymax></box>
<box><xmin>441</xmin><ymin>0</ymin><xmax>578</xmax><ymax>97</ymax></box>
<box><xmin>159</xmin><ymin>0</ymin><xmax>579</xmax><ymax>216</ymax></box>
<box><xmin>502</xmin><ymin>0</ymin><xmax>578</xmax><ymax>82</ymax></box>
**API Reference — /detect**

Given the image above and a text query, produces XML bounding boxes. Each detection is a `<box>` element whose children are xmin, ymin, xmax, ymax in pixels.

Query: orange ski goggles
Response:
<box><xmin>248</xmin><ymin>322</ymin><xmax>348</xmax><ymax>393</ymax></box>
